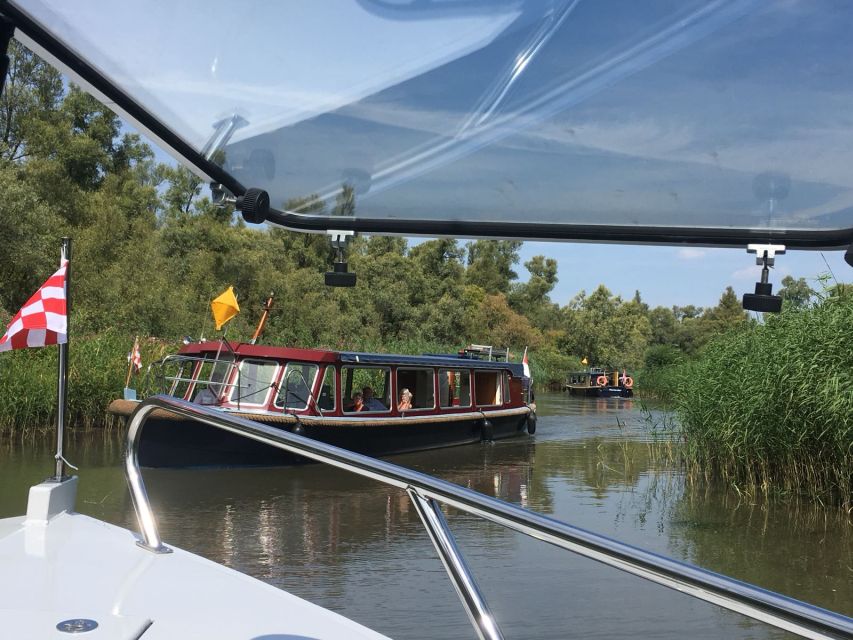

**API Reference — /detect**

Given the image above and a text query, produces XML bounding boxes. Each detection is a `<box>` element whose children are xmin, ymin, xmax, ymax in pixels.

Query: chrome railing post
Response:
<box><xmin>125</xmin><ymin>402</ymin><xmax>171</xmax><ymax>554</ymax></box>
<box><xmin>408</xmin><ymin>488</ymin><xmax>503</xmax><ymax>640</ymax></box>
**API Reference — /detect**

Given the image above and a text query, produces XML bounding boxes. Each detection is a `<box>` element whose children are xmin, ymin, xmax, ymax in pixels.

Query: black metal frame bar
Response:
<box><xmin>263</xmin><ymin>210</ymin><xmax>853</xmax><ymax>249</ymax></box>
<box><xmin>0</xmin><ymin>10</ymin><xmax>15</xmax><ymax>95</ymax></box>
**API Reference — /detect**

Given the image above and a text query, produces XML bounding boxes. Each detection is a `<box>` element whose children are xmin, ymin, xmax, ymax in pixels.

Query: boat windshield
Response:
<box><xmin>8</xmin><ymin>0</ymin><xmax>853</xmax><ymax>246</ymax></box>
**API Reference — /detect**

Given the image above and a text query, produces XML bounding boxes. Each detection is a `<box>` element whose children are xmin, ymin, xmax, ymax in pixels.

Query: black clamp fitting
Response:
<box><xmin>325</xmin><ymin>230</ymin><xmax>356</xmax><ymax>287</ymax></box>
<box><xmin>742</xmin><ymin>244</ymin><xmax>785</xmax><ymax>313</ymax></box>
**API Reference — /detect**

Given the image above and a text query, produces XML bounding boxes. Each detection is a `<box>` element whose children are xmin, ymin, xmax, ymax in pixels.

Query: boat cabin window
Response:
<box><xmin>396</xmin><ymin>368</ymin><xmax>435</xmax><ymax>411</ymax></box>
<box><xmin>275</xmin><ymin>362</ymin><xmax>319</xmax><ymax>411</ymax></box>
<box><xmin>230</xmin><ymin>359</ymin><xmax>279</xmax><ymax>407</ymax></box>
<box><xmin>342</xmin><ymin>366</ymin><xmax>391</xmax><ymax>413</ymax></box>
<box><xmin>438</xmin><ymin>369</ymin><xmax>471</xmax><ymax>408</ymax></box>
<box><xmin>316</xmin><ymin>365</ymin><xmax>336</xmax><ymax>413</ymax></box>
<box><xmin>192</xmin><ymin>356</ymin><xmax>235</xmax><ymax>405</ymax></box>
<box><xmin>503</xmin><ymin>372</ymin><xmax>511</xmax><ymax>406</ymax></box>
<box><xmin>474</xmin><ymin>370</ymin><xmax>503</xmax><ymax>407</ymax></box>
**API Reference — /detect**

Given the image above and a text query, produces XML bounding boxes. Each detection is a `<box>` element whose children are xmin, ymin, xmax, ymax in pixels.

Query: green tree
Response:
<box><xmin>469</xmin><ymin>293</ymin><xmax>542</xmax><ymax>349</ymax></box>
<box><xmin>0</xmin><ymin>41</ymin><xmax>63</xmax><ymax>162</ymax></box>
<box><xmin>696</xmin><ymin>286</ymin><xmax>749</xmax><ymax>344</ymax></box>
<box><xmin>648</xmin><ymin>306</ymin><xmax>678</xmax><ymax>346</ymax></box>
<box><xmin>409</xmin><ymin>239</ymin><xmax>465</xmax><ymax>301</ymax></box>
<box><xmin>558</xmin><ymin>285</ymin><xmax>651</xmax><ymax>369</ymax></box>
<box><xmin>0</xmin><ymin>164</ymin><xmax>65</xmax><ymax>311</ymax></box>
<box><xmin>778</xmin><ymin>275</ymin><xmax>815</xmax><ymax>309</ymax></box>
<box><xmin>465</xmin><ymin>240</ymin><xmax>521</xmax><ymax>294</ymax></box>
<box><xmin>509</xmin><ymin>255</ymin><xmax>561</xmax><ymax>330</ymax></box>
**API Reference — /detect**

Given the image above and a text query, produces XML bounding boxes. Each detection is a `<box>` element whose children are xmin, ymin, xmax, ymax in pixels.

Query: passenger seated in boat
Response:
<box><xmin>193</xmin><ymin>387</ymin><xmax>218</xmax><ymax>405</ymax></box>
<box><xmin>345</xmin><ymin>391</ymin><xmax>364</xmax><ymax>412</ymax></box>
<box><xmin>362</xmin><ymin>386</ymin><xmax>386</xmax><ymax>411</ymax></box>
<box><xmin>397</xmin><ymin>388</ymin><xmax>413</xmax><ymax>411</ymax></box>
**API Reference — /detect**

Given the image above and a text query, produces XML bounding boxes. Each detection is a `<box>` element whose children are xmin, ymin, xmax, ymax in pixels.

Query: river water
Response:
<box><xmin>1</xmin><ymin>392</ymin><xmax>850</xmax><ymax>639</ymax></box>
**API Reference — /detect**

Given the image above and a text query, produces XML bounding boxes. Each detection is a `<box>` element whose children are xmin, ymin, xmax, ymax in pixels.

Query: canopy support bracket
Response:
<box><xmin>325</xmin><ymin>230</ymin><xmax>356</xmax><ymax>287</ymax></box>
<box><xmin>742</xmin><ymin>244</ymin><xmax>785</xmax><ymax>313</ymax></box>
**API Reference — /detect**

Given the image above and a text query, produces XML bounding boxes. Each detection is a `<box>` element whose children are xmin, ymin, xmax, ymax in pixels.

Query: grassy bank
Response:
<box><xmin>671</xmin><ymin>296</ymin><xmax>852</xmax><ymax>506</ymax></box>
<box><xmin>0</xmin><ymin>332</ymin><xmax>177</xmax><ymax>431</ymax></box>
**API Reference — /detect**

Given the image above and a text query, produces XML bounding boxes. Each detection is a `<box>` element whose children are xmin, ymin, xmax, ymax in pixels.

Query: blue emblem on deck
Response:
<box><xmin>56</xmin><ymin>619</ymin><xmax>98</xmax><ymax>633</ymax></box>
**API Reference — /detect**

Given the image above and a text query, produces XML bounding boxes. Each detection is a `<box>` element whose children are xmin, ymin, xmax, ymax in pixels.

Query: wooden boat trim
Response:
<box><xmin>108</xmin><ymin>399</ymin><xmax>531</xmax><ymax>427</ymax></box>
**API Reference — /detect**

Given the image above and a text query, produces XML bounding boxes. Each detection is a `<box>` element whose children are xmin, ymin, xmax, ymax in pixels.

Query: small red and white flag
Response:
<box><xmin>128</xmin><ymin>337</ymin><xmax>142</xmax><ymax>373</ymax></box>
<box><xmin>522</xmin><ymin>346</ymin><xmax>531</xmax><ymax>378</ymax></box>
<box><xmin>0</xmin><ymin>261</ymin><xmax>67</xmax><ymax>352</ymax></box>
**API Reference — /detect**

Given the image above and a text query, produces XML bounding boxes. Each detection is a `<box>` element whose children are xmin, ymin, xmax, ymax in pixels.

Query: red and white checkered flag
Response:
<box><xmin>128</xmin><ymin>336</ymin><xmax>142</xmax><ymax>373</ymax></box>
<box><xmin>0</xmin><ymin>261</ymin><xmax>68</xmax><ymax>352</ymax></box>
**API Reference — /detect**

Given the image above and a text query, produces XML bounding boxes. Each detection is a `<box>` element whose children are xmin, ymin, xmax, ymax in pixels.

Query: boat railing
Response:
<box><xmin>124</xmin><ymin>395</ymin><xmax>852</xmax><ymax>640</ymax></box>
<box><xmin>143</xmin><ymin>355</ymin><xmax>243</xmax><ymax>407</ymax></box>
<box><xmin>279</xmin><ymin>367</ymin><xmax>319</xmax><ymax>413</ymax></box>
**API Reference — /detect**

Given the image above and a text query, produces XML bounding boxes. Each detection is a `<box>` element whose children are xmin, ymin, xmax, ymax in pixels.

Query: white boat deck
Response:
<box><xmin>0</xmin><ymin>479</ymin><xmax>390</xmax><ymax>640</ymax></box>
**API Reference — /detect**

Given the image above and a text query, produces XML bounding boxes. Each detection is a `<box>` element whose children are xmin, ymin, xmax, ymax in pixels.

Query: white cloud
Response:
<box><xmin>677</xmin><ymin>248</ymin><xmax>707</xmax><ymax>260</ymax></box>
<box><xmin>732</xmin><ymin>265</ymin><xmax>762</xmax><ymax>280</ymax></box>
<box><xmin>732</xmin><ymin>264</ymin><xmax>791</xmax><ymax>281</ymax></box>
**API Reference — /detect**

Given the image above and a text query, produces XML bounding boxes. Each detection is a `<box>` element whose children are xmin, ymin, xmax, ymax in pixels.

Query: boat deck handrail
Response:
<box><xmin>143</xmin><ymin>354</ymin><xmax>253</xmax><ymax>407</ymax></box>
<box><xmin>278</xmin><ymin>366</ymin><xmax>319</xmax><ymax>413</ymax></box>
<box><xmin>124</xmin><ymin>395</ymin><xmax>853</xmax><ymax>640</ymax></box>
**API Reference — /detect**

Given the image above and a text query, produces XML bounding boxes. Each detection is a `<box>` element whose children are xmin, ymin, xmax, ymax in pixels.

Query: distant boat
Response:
<box><xmin>563</xmin><ymin>367</ymin><xmax>634</xmax><ymax>398</ymax></box>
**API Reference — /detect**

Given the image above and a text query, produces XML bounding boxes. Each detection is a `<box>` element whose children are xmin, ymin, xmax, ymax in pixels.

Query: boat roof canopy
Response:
<box><xmin>340</xmin><ymin>351</ymin><xmax>524</xmax><ymax>375</ymax></box>
<box><xmin>6</xmin><ymin>0</ymin><xmax>853</xmax><ymax>248</ymax></box>
<box><xmin>179</xmin><ymin>341</ymin><xmax>337</xmax><ymax>363</ymax></box>
<box><xmin>177</xmin><ymin>342</ymin><xmax>525</xmax><ymax>375</ymax></box>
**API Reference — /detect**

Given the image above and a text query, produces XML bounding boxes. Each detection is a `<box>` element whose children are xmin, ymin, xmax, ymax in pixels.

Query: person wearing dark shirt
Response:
<box><xmin>362</xmin><ymin>386</ymin><xmax>386</xmax><ymax>411</ymax></box>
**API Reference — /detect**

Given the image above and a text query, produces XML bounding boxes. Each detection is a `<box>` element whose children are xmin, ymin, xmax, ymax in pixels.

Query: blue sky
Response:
<box><xmin>514</xmin><ymin>241</ymin><xmax>849</xmax><ymax>308</ymax></box>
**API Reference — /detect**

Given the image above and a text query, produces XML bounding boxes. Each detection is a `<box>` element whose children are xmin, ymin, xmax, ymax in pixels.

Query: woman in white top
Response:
<box><xmin>397</xmin><ymin>388</ymin><xmax>413</xmax><ymax>411</ymax></box>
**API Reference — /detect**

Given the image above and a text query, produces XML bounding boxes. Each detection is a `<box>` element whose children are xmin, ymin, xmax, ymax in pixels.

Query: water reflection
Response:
<box><xmin>0</xmin><ymin>393</ymin><xmax>849</xmax><ymax>639</ymax></box>
<box><xmin>669</xmin><ymin>483</ymin><xmax>852</xmax><ymax>617</ymax></box>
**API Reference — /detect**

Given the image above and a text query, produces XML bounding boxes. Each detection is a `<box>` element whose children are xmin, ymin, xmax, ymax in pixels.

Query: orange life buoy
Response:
<box><xmin>596</xmin><ymin>375</ymin><xmax>608</xmax><ymax>386</ymax></box>
<box><xmin>624</xmin><ymin>376</ymin><xmax>634</xmax><ymax>389</ymax></box>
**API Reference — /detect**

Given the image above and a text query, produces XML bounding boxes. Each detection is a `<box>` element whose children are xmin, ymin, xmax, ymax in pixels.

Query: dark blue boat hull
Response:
<box><xmin>137</xmin><ymin>411</ymin><xmax>531</xmax><ymax>467</ymax></box>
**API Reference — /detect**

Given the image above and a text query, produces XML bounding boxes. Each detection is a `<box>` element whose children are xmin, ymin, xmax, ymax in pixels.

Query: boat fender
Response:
<box><xmin>624</xmin><ymin>377</ymin><xmax>634</xmax><ymax>389</ymax></box>
<box><xmin>291</xmin><ymin>423</ymin><xmax>306</xmax><ymax>436</ymax></box>
<box><xmin>526</xmin><ymin>412</ymin><xmax>537</xmax><ymax>435</ymax></box>
<box><xmin>481</xmin><ymin>418</ymin><xmax>494</xmax><ymax>442</ymax></box>
<box><xmin>596</xmin><ymin>375</ymin><xmax>608</xmax><ymax>386</ymax></box>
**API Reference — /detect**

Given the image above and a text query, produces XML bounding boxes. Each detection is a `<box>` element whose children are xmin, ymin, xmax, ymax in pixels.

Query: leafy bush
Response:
<box><xmin>644</xmin><ymin>344</ymin><xmax>684</xmax><ymax>369</ymax></box>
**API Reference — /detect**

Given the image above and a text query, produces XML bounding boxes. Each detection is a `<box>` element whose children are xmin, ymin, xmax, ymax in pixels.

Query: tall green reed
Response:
<box><xmin>674</xmin><ymin>296</ymin><xmax>852</xmax><ymax>507</ymax></box>
<box><xmin>0</xmin><ymin>331</ymin><xmax>177</xmax><ymax>431</ymax></box>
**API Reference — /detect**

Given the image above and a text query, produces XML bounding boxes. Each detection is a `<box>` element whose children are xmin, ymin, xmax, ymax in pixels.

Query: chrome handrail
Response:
<box><xmin>124</xmin><ymin>396</ymin><xmax>853</xmax><ymax>640</ymax></box>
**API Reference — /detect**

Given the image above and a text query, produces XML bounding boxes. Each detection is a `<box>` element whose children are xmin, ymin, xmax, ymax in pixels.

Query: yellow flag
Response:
<box><xmin>211</xmin><ymin>286</ymin><xmax>240</xmax><ymax>330</ymax></box>
<box><xmin>581</xmin><ymin>357</ymin><xmax>588</xmax><ymax>365</ymax></box>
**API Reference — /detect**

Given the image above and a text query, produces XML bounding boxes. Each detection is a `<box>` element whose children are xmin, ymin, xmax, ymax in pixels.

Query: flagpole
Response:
<box><xmin>250</xmin><ymin>292</ymin><xmax>274</xmax><ymax>345</ymax></box>
<box><xmin>54</xmin><ymin>237</ymin><xmax>71</xmax><ymax>480</ymax></box>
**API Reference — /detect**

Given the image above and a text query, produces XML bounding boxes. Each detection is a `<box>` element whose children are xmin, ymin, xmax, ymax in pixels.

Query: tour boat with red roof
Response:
<box><xmin>108</xmin><ymin>341</ymin><xmax>536</xmax><ymax>467</ymax></box>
